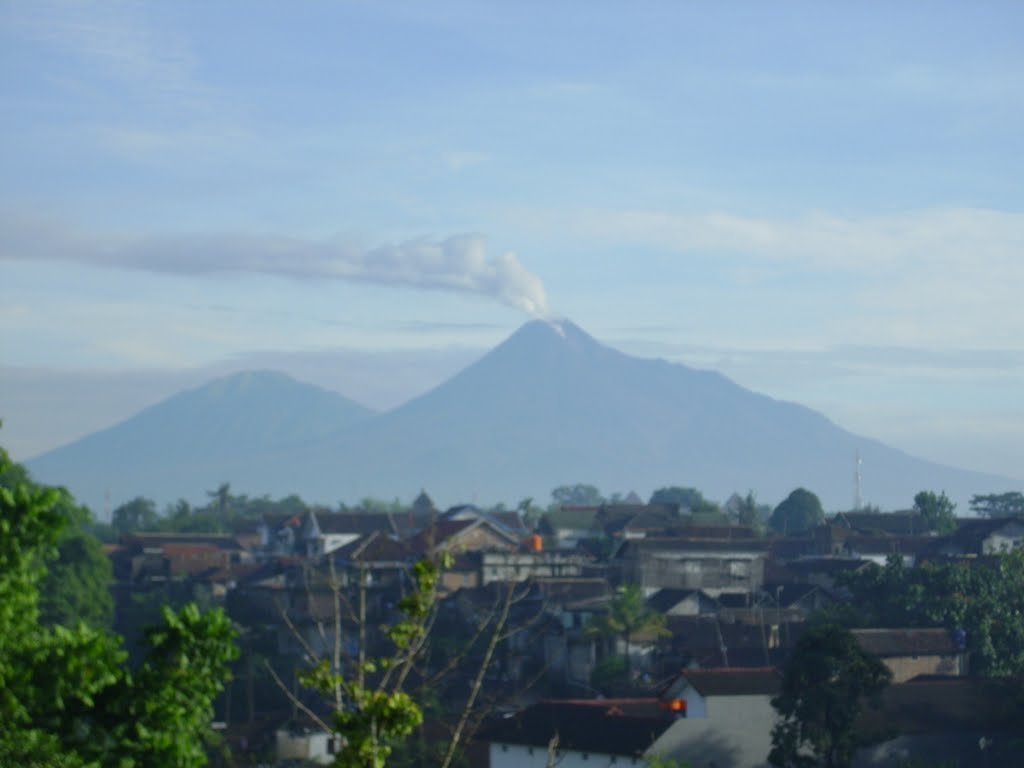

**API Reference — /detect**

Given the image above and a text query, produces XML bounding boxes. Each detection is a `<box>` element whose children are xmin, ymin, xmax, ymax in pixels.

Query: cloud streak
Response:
<box><xmin>0</xmin><ymin>214</ymin><xmax>552</xmax><ymax>319</ymax></box>
<box><xmin>518</xmin><ymin>205</ymin><xmax>1024</xmax><ymax>347</ymax></box>
<box><xmin>545</xmin><ymin>207</ymin><xmax>1024</xmax><ymax>274</ymax></box>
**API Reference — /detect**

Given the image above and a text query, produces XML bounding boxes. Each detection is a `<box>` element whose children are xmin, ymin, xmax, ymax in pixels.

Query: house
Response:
<box><xmin>480</xmin><ymin>550</ymin><xmax>589</xmax><ymax>584</ymax></box>
<box><xmin>480</xmin><ymin>698</ymin><xmax>677</xmax><ymax>768</ymax></box>
<box><xmin>407</xmin><ymin>517</ymin><xmax>521</xmax><ymax>558</ymax></box>
<box><xmin>598</xmin><ymin>504</ymin><xmax>683</xmax><ymax>539</ymax></box>
<box><xmin>832</xmin><ymin>511</ymin><xmax>929</xmax><ymax>536</ymax></box>
<box><xmin>541</xmin><ymin>503</ymin><xmax>688</xmax><ymax>547</ymax></box>
<box><xmin>257</xmin><ymin>512</ymin><xmax>306</xmax><ymax>556</ymax></box>
<box><xmin>328</xmin><ymin>530</ymin><xmax>410</xmax><ymax>590</ymax></box>
<box><xmin>851</xmin><ymin>628</ymin><xmax>967</xmax><ymax>682</ymax></box>
<box><xmin>663</xmin><ymin>616</ymin><xmax>805</xmax><ymax>671</ymax></box>
<box><xmin>302</xmin><ymin>509</ymin><xmax>404</xmax><ymax>558</ymax></box>
<box><xmin>650</xmin><ymin>668</ymin><xmax>781</xmax><ymax>768</ymax></box>
<box><xmin>813</xmin><ymin>524</ymin><xmax>935</xmax><ymax>566</ymax></box>
<box><xmin>275</xmin><ymin>724</ymin><xmax>337</xmax><ymax>765</ymax></box>
<box><xmin>757</xmin><ymin>582</ymin><xmax>834</xmax><ymax>622</ymax></box>
<box><xmin>113</xmin><ymin>532</ymin><xmax>250</xmax><ymax>582</ymax></box>
<box><xmin>768</xmin><ymin>556</ymin><xmax>870</xmax><ymax>591</ymax></box>
<box><xmin>531</xmin><ymin>578</ymin><xmax>613</xmax><ymax>686</ymax></box>
<box><xmin>710</xmin><ymin>584</ymin><xmax>834</xmax><ymax>626</ymax></box>
<box><xmin>615</xmin><ymin>537</ymin><xmax>771</xmax><ymax>594</ymax></box>
<box><xmin>935</xmin><ymin>517</ymin><xmax>1024</xmax><ymax>556</ymax></box>
<box><xmin>539</xmin><ymin>506</ymin><xmax>606</xmax><ymax>548</ymax></box>
<box><xmin>646</xmin><ymin>588</ymin><xmax>719</xmax><ymax>617</ymax></box>
<box><xmin>853</xmin><ymin>676</ymin><xmax>1024</xmax><ymax>766</ymax></box>
<box><xmin>442</xmin><ymin>504</ymin><xmax>528</xmax><ymax>539</ymax></box>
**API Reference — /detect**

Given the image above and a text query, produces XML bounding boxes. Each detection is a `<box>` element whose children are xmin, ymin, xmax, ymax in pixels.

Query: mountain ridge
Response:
<box><xmin>25</xmin><ymin>320</ymin><xmax>1013</xmax><ymax>514</ymax></box>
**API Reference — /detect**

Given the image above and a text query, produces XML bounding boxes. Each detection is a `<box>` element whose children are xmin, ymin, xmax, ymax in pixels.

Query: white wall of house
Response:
<box><xmin>491</xmin><ymin>743</ymin><xmax>645</xmax><ymax>768</ymax></box>
<box><xmin>481</xmin><ymin>551</ymin><xmax>586</xmax><ymax>583</ymax></box>
<box><xmin>983</xmin><ymin>522</ymin><xmax>1024</xmax><ymax>554</ymax></box>
<box><xmin>676</xmin><ymin>686</ymin><xmax>707</xmax><ymax>718</ymax></box>
<box><xmin>275</xmin><ymin>729</ymin><xmax>334</xmax><ymax>765</ymax></box>
<box><xmin>649</xmin><ymin>694</ymin><xmax>777</xmax><ymax>768</ymax></box>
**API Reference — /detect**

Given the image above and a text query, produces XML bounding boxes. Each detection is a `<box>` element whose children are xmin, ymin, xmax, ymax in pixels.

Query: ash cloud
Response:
<box><xmin>0</xmin><ymin>213</ymin><xmax>552</xmax><ymax>319</ymax></box>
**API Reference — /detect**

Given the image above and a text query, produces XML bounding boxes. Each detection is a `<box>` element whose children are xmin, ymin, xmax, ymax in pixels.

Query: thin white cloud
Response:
<box><xmin>0</xmin><ymin>213</ymin><xmax>552</xmax><ymax>320</ymax></box>
<box><xmin>545</xmin><ymin>207</ymin><xmax>1024</xmax><ymax>273</ymax></box>
<box><xmin>444</xmin><ymin>150</ymin><xmax>489</xmax><ymax>171</ymax></box>
<box><xmin>13</xmin><ymin>1</ymin><xmax>207</xmax><ymax>108</ymax></box>
<box><xmin>519</xmin><ymin>205</ymin><xmax>1024</xmax><ymax>346</ymax></box>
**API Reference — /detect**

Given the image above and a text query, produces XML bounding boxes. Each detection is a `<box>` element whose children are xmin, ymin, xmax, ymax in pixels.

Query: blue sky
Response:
<box><xmin>1</xmin><ymin>1</ymin><xmax>1022</xmax><ymax>494</ymax></box>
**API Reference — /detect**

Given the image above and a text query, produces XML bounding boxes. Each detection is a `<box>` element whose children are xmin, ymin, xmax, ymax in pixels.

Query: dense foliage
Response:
<box><xmin>770</xmin><ymin>623</ymin><xmax>891</xmax><ymax>768</ymax></box>
<box><xmin>110</xmin><ymin>484</ymin><xmax>309</xmax><ymax>536</ymax></box>
<box><xmin>299</xmin><ymin>556</ymin><xmax>451</xmax><ymax>768</ymax></box>
<box><xmin>0</xmin><ymin>445</ymin><xmax>238</xmax><ymax>767</ymax></box>
<box><xmin>912</xmin><ymin>490</ymin><xmax>957</xmax><ymax>534</ymax></box>
<box><xmin>770</xmin><ymin>488</ymin><xmax>825</xmax><ymax>535</ymax></box>
<box><xmin>969</xmin><ymin>491</ymin><xmax>1024</xmax><ymax>517</ymax></box>
<box><xmin>586</xmin><ymin>583</ymin><xmax>668</xmax><ymax>686</ymax></box>
<box><xmin>831</xmin><ymin>552</ymin><xmax>1024</xmax><ymax>677</ymax></box>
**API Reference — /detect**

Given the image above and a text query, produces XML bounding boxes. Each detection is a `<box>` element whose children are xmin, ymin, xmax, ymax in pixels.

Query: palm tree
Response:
<box><xmin>586</xmin><ymin>584</ymin><xmax>668</xmax><ymax>683</ymax></box>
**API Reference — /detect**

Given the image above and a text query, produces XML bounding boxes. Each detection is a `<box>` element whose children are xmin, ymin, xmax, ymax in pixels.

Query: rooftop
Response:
<box><xmin>677</xmin><ymin>667</ymin><xmax>782</xmax><ymax>697</ymax></box>
<box><xmin>851</xmin><ymin>628</ymin><xmax>960</xmax><ymax>657</ymax></box>
<box><xmin>477</xmin><ymin>699</ymin><xmax>673</xmax><ymax>756</ymax></box>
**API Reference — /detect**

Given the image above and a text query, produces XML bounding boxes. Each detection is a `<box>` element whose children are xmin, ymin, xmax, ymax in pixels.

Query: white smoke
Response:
<box><xmin>0</xmin><ymin>213</ymin><xmax>553</xmax><ymax>319</ymax></box>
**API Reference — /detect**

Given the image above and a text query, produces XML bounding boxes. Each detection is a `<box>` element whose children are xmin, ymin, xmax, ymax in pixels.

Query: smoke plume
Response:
<box><xmin>0</xmin><ymin>213</ymin><xmax>552</xmax><ymax>319</ymax></box>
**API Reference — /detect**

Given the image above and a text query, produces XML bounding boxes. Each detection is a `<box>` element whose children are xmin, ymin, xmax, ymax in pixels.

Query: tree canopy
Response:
<box><xmin>769</xmin><ymin>623</ymin><xmax>891</xmax><ymax>768</ymax></box>
<box><xmin>969</xmin><ymin>491</ymin><xmax>1024</xmax><ymax>518</ymax></box>
<box><xmin>769</xmin><ymin>488</ymin><xmax>825</xmax><ymax>535</ymax></box>
<box><xmin>550</xmin><ymin>483</ymin><xmax>605</xmax><ymax>507</ymax></box>
<box><xmin>586</xmin><ymin>584</ymin><xmax>668</xmax><ymax>687</ymax></box>
<box><xmin>111</xmin><ymin>496</ymin><xmax>160</xmax><ymax>537</ymax></box>
<box><xmin>0</xmin><ymin>444</ymin><xmax>238</xmax><ymax>767</ymax></box>
<box><xmin>649</xmin><ymin>486</ymin><xmax>707</xmax><ymax>510</ymax></box>
<box><xmin>912</xmin><ymin>490</ymin><xmax>956</xmax><ymax>534</ymax></box>
<box><xmin>831</xmin><ymin>552</ymin><xmax>1024</xmax><ymax>677</ymax></box>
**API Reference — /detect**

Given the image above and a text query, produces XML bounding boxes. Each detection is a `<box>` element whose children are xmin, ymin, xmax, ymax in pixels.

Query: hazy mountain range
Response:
<box><xmin>26</xmin><ymin>320</ymin><xmax>1011</xmax><ymax>515</ymax></box>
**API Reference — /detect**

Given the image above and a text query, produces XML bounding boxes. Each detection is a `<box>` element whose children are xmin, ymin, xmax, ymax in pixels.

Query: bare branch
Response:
<box><xmin>275</xmin><ymin>593</ymin><xmax>322</xmax><ymax>666</ymax></box>
<box><xmin>439</xmin><ymin>580</ymin><xmax>516</xmax><ymax>768</ymax></box>
<box><xmin>264</xmin><ymin>659</ymin><xmax>331</xmax><ymax>733</ymax></box>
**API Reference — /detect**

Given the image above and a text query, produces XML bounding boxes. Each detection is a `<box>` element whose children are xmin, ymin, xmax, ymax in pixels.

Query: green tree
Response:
<box><xmin>111</xmin><ymin>496</ymin><xmax>159</xmax><ymax>536</ymax></box>
<box><xmin>770</xmin><ymin>488</ymin><xmax>825</xmax><ymax>535</ymax></box>
<box><xmin>206</xmin><ymin>482</ymin><xmax>233</xmax><ymax>516</ymax></box>
<box><xmin>731</xmin><ymin>490</ymin><xmax>768</xmax><ymax>533</ymax></box>
<box><xmin>586</xmin><ymin>584</ymin><xmax>668</xmax><ymax>685</ymax></box>
<box><xmin>769</xmin><ymin>623</ymin><xmax>891</xmax><ymax>768</ymax></box>
<box><xmin>0</xmin><ymin>469</ymin><xmax>114</xmax><ymax>631</ymax></box>
<box><xmin>834</xmin><ymin>552</ymin><xmax>1024</xmax><ymax>677</ymax></box>
<box><xmin>111</xmin><ymin>604</ymin><xmax>238</xmax><ymax>767</ymax></box>
<box><xmin>589</xmin><ymin>655</ymin><xmax>630</xmax><ymax>695</ymax></box>
<box><xmin>0</xmin><ymin>444</ymin><xmax>238</xmax><ymax>767</ymax></box>
<box><xmin>293</xmin><ymin>557</ymin><xmax>449</xmax><ymax>768</ymax></box>
<box><xmin>551</xmin><ymin>483</ymin><xmax>605</xmax><ymax>507</ymax></box>
<box><xmin>649</xmin><ymin>486</ymin><xmax>706</xmax><ymax>511</ymax></box>
<box><xmin>517</xmin><ymin>496</ymin><xmax>545</xmax><ymax>530</ymax></box>
<box><xmin>969</xmin><ymin>491</ymin><xmax>1024</xmax><ymax>517</ymax></box>
<box><xmin>912</xmin><ymin>490</ymin><xmax>956</xmax><ymax>534</ymax></box>
<box><xmin>39</xmin><ymin>519</ymin><xmax>114</xmax><ymax>629</ymax></box>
